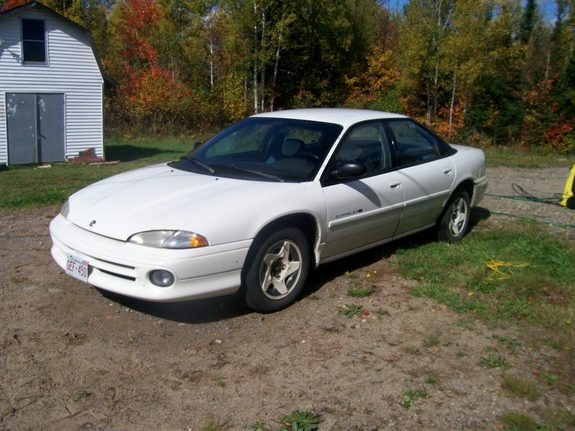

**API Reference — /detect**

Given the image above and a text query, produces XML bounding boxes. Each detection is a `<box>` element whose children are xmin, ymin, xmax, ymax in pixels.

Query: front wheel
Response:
<box><xmin>243</xmin><ymin>228</ymin><xmax>311</xmax><ymax>313</ymax></box>
<box><xmin>437</xmin><ymin>191</ymin><xmax>470</xmax><ymax>243</ymax></box>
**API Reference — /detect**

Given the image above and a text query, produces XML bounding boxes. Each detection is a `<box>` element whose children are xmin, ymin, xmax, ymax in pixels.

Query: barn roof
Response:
<box><xmin>0</xmin><ymin>1</ymin><xmax>107</xmax><ymax>81</ymax></box>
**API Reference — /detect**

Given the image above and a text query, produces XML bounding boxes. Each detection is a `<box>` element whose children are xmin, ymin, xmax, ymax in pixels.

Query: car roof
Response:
<box><xmin>252</xmin><ymin>108</ymin><xmax>407</xmax><ymax>128</ymax></box>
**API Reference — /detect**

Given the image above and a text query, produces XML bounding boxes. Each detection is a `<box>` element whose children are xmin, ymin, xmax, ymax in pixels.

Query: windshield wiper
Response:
<box><xmin>212</xmin><ymin>163</ymin><xmax>284</xmax><ymax>182</ymax></box>
<box><xmin>239</xmin><ymin>167</ymin><xmax>284</xmax><ymax>182</ymax></box>
<box><xmin>183</xmin><ymin>155</ymin><xmax>215</xmax><ymax>174</ymax></box>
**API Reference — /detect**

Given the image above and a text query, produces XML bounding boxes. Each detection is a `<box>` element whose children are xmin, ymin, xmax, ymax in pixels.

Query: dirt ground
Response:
<box><xmin>1</xmin><ymin>166</ymin><xmax>574</xmax><ymax>431</ymax></box>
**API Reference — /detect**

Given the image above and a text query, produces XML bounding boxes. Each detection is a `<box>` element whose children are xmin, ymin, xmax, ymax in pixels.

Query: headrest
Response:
<box><xmin>282</xmin><ymin>138</ymin><xmax>304</xmax><ymax>156</ymax></box>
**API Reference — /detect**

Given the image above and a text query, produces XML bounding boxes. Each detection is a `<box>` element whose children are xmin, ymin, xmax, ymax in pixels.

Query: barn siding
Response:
<box><xmin>0</xmin><ymin>7</ymin><xmax>104</xmax><ymax>165</ymax></box>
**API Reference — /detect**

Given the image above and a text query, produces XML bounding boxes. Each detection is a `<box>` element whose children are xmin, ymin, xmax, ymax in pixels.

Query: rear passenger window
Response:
<box><xmin>387</xmin><ymin>120</ymin><xmax>442</xmax><ymax>166</ymax></box>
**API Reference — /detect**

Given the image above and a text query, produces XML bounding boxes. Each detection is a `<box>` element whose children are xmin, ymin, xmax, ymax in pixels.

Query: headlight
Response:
<box><xmin>128</xmin><ymin>230</ymin><xmax>209</xmax><ymax>249</ymax></box>
<box><xmin>60</xmin><ymin>200</ymin><xmax>70</xmax><ymax>218</ymax></box>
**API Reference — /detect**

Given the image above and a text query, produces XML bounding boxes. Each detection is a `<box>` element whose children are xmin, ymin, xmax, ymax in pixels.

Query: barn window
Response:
<box><xmin>22</xmin><ymin>19</ymin><xmax>46</xmax><ymax>63</ymax></box>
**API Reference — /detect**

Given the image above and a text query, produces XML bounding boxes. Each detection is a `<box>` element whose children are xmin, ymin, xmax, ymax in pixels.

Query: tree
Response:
<box><xmin>518</xmin><ymin>0</ymin><xmax>537</xmax><ymax>43</ymax></box>
<box><xmin>398</xmin><ymin>0</ymin><xmax>455</xmax><ymax>123</ymax></box>
<box><xmin>0</xmin><ymin>0</ymin><xmax>30</xmax><ymax>12</ymax></box>
<box><xmin>344</xmin><ymin>5</ymin><xmax>401</xmax><ymax>111</ymax></box>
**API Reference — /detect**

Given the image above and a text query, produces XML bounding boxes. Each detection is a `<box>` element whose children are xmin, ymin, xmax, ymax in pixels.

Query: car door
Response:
<box><xmin>321</xmin><ymin>122</ymin><xmax>404</xmax><ymax>260</ymax></box>
<box><xmin>386</xmin><ymin>119</ymin><xmax>456</xmax><ymax>235</ymax></box>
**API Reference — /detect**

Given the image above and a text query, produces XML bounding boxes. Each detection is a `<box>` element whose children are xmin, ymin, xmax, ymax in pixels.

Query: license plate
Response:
<box><xmin>66</xmin><ymin>254</ymin><xmax>89</xmax><ymax>283</ymax></box>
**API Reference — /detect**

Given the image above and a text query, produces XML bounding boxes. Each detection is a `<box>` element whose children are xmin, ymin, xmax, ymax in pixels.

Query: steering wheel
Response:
<box><xmin>297</xmin><ymin>152</ymin><xmax>320</xmax><ymax>163</ymax></box>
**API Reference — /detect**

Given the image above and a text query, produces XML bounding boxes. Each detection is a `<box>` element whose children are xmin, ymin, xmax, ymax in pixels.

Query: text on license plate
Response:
<box><xmin>66</xmin><ymin>254</ymin><xmax>89</xmax><ymax>283</ymax></box>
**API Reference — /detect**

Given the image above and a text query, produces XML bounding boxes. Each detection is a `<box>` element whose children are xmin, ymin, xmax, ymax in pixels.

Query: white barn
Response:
<box><xmin>0</xmin><ymin>1</ymin><xmax>104</xmax><ymax>165</ymax></box>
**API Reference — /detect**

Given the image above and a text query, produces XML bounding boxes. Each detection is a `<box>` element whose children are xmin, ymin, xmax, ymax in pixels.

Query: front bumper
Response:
<box><xmin>472</xmin><ymin>176</ymin><xmax>488</xmax><ymax>206</ymax></box>
<box><xmin>50</xmin><ymin>214</ymin><xmax>251</xmax><ymax>302</ymax></box>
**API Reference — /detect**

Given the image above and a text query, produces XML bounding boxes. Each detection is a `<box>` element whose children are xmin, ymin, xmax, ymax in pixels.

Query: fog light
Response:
<box><xmin>149</xmin><ymin>270</ymin><xmax>175</xmax><ymax>287</ymax></box>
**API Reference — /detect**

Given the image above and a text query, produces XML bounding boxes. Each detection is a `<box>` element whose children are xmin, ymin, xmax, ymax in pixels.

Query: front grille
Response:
<box><xmin>99</xmin><ymin>268</ymin><xmax>136</xmax><ymax>282</ymax></box>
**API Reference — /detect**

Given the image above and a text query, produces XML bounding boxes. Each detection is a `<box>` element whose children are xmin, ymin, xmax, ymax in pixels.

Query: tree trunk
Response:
<box><xmin>449</xmin><ymin>69</ymin><xmax>457</xmax><ymax>131</ymax></box>
<box><xmin>253</xmin><ymin>0</ymin><xmax>259</xmax><ymax>113</ymax></box>
<box><xmin>209</xmin><ymin>35</ymin><xmax>215</xmax><ymax>91</ymax></box>
<box><xmin>260</xmin><ymin>6</ymin><xmax>266</xmax><ymax>112</ymax></box>
<box><xmin>270</xmin><ymin>44</ymin><xmax>281</xmax><ymax>111</ymax></box>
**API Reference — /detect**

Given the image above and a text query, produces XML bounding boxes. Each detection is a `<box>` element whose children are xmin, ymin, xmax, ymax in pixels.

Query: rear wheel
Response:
<box><xmin>437</xmin><ymin>191</ymin><xmax>470</xmax><ymax>243</ymax></box>
<box><xmin>243</xmin><ymin>228</ymin><xmax>310</xmax><ymax>313</ymax></box>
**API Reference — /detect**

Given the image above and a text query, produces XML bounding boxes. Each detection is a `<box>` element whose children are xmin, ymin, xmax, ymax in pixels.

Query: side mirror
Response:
<box><xmin>192</xmin><ymin>141</ymin><xmax>203</xmax><ymax>151</ymax></box>
<box><xmin>328</xmin><ymin>162</ymin><xmax>367</xmax><ymax>181</ymax></box>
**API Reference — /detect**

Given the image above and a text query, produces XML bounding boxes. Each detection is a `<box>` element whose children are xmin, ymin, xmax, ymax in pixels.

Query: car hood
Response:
<box><xmin>66</xmin><ymin>163</ymin><xmax>316</xmax><ymax>244</ymax></box>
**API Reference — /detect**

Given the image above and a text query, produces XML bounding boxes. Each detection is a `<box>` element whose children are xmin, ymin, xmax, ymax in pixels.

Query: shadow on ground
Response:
<box><xmin>105</xmin><ymin>144</ymin><xmax>184</xmax><ymax>162</ymax></box>
<box><xmin>98</xmin><ymin>289</ymin><xmax>252</xmax><ymax>324</ymax></box>
<box><xmin>471</xmin><ymin>206</ymin><xmax>492</xmax><ymax>227</ymax></box>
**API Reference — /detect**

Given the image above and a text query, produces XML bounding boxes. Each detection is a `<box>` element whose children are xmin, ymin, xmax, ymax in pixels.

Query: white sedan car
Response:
<box><xmin>50</xmin><ymin>109</ymin><xmax>487</xmax><ymax>313</ymax></box>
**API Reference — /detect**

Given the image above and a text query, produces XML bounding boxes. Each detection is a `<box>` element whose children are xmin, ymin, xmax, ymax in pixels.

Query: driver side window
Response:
<box><xmin>333</xmin><ymin>122</ymin><xmax>391</xmax><ymax>175</ymax></box>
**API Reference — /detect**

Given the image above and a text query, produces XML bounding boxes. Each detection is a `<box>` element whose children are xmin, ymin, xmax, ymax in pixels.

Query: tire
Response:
<box><xmin>243</xmin><ymin>228</ymin><xmax>311</xmax><ymax>313</ymax></box>
<box><xmin>437</xmin><ymin>191</ymin><xmax>470</xmax><ymax>243</ymax></box>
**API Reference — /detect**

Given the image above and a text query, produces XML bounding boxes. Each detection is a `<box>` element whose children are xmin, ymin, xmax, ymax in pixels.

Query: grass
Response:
<box><xmin>393</xmin><ymin>220</ymin><xmax>575</xmax><ymax>404</ymax></box>
<box><xmin>499</xmin><ymin>411</ymin><xmax>541</xmax><ymax>431</ymax></box>
<box><xmin>499</xmin><ymin>408</ymin><xmax>575</xmax><ymax>430</ymax></box>
<box><xmin>480</xmin><ymin>353</ymin><xmax>510</xmax><ymax>369</ymax></box>
<box><xmin>394</xmin><ymin>222</ymin><xmax>575</xmax><ymax>333</ymax></box>
<box><xmin>400</xmin><ymin>388</ymin><xmax>427</xmax><ymax>409</ymax></box>
<box><xmin>251</xmin><ymin>422</ymin><xmax>273</xmax><ymax>431</ymax></box>
<box><xmin>0</xmin><ymin>135</ymin><xmax>197</xmax><ymax>208</ymax></box>
<box><xmin>502</xmin><ymin>374</ymin><xmax>541</xmax><ymax>401</ymax></box>
<box><xmin>279</xmin><ymin>410</ymin><xmax>322</xmax><ymax>431</ymax></box>
<box><xmin>72</xmin><ymin>387</ymin><xmax>90</xmax><ymax>402</ymax></box>
<box><xmin>375</xmin><ymin>308</ymin><xmax>390</xmax><ymax>319</ymax></box>
<box><xmin>338</xmin><ymin>303</ymin><xmax>363</xmax><ymax>319</ymax></box>
<box><xmin>492</xmin><ymin>335</ymin><xmax>522</xmax><ymax>353</ymax></box>
<box><xmin>422</xmin><ymin>332</ymin><xmax>441</xmax><ymax>348</ymax></box>
<box><xmin>346</xmin><ymin>286</ymin><xmax>375</xmax><ymax>297</ymax></box>
<box><xmin>250</xmin><ymin>411</ymin><xmax>322</xmax><ymax>431</ymax></box>
<box><xmin>483</xmin><ymin>145</ymin><xmax>573</xmax><ymax>168</ymax></box>
<box><xmin>198</xmin><ymin>418</ymin><xmax>230</xmax><ymax>431</ymax></box>
<box><xmin>345</xmin><ymin>270</ymin><xmax>377</xmax><ymax>298</ymax></box>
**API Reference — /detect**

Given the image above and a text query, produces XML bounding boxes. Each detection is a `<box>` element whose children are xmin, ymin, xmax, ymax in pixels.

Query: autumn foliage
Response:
<box><xmin>10</xmin><ymin>0</ymin><xmax>574</xmax><ymax>151</ymax></box>
<box><xmin>1</xmin><ymin>0</ymin><xmax>32</xmax><ymax>12</ymax></box>
<box><xmin>116</xmin><ymin>0</ymin><xmax>162</xmax><ymax>65</ymax></box>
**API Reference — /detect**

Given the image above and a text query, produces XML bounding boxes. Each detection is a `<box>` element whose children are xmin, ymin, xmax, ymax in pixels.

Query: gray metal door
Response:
<box><xmin>6</xmin><ymin>93</ymin><xmax>65</xmax><ymax>164</ymax></box>
<box><xmin>6</xmin><ymin>94</ymin><xmax>37</xmax><ymax>164</ymax></box>
<box><xmin>37</xmin><ymin>94</ymin><xmax>65</xmax><ymax>162</ymax></box>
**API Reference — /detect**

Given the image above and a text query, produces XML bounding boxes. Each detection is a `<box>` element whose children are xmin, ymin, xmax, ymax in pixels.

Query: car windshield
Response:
<box><xmin>170</xmin><ymin>117</ymin><xmax>343</xmax><ymax>182</ymax></box>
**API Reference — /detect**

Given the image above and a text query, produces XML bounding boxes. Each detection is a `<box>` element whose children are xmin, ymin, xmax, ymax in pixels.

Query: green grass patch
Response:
<box><xmin>393</xmin><ymin>223</ymin><xmax>575</xmax><ymax>330</ymax></box>
<box><xmin>393</xmin><ymin>221</ymin><xmax>575</xmax><ymax>398</ymax></box>
<box><xmin>279</xmin><ymin>410</ymin><xmax>322</xmax><ymax>431</ymax></box>
<box><xmin>499</xmin><ymin>411</ymin><xmax>541</xmax><ymax>431</ymax></box>
<box><xmin>502</xmin><ymin>374</ymin><xmax>541</xmax><ymax>401</ymax></box>
<box><xmin>375</xmin><ymin>308</ymin><xmax>390</xmax><ymax>319</ymax></box>
<box><xmin>480</xmin><ymin>353</ymin><xmax>510</xmax><ymax>369</ymax></box>
<box><xmin>422</xmin><ymin>332</ymin><xmax>441</xmax><ymax>348</ymax></box>
<box><xmin>483</xmin><ymin>146</ymin><xmax>573</xmax><ymax>168</ymax></box>
<box><xmin>251</xmin><ymin>422</ymin><xmax>273</xmax><ymax>431</ymax></box>
<box><xmin>346</xmin><ymin>286</ymin><xmax>375</xmax><ymax>297</ymax></box>
<box><xmin>198</xmin><ymin>417</ymin><xmax>230</xmax><ymax>431</ymax></box>
<box><xmin>400</xmin><ymin>388</ymin><xmax>427</xmax><ymax>409</ymax></box>
<box><xmin>545</xmin><ymin>408</ymin><xmax>575</xmax><ymax>430</ymax></box>
<box><xmin>338</xmin><ymin>303</ymin><xmax>363</xmax><ymax>319</ymax></box>
<box><xmin>0</xmin><ymin>135</ymin><xmax>197</xmax><ymax>208</ymax></box>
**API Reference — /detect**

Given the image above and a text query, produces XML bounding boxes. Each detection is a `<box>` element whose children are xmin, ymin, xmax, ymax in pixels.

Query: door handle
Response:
<box><xmin>443</xmin><ymin>168</ymin><xmax>453</xmax><ymax>175</ymax></box>
<box><xmin>389</xmin><ymin>181</ymin><xmax>402</xmax><ymax>189</ymax></box>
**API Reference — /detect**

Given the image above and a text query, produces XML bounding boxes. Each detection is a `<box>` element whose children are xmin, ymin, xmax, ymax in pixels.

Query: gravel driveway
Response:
<box><xmin>482</xmin><ymin>166</ymin><xmax>575</xmax><ymax>239</ymax></box>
